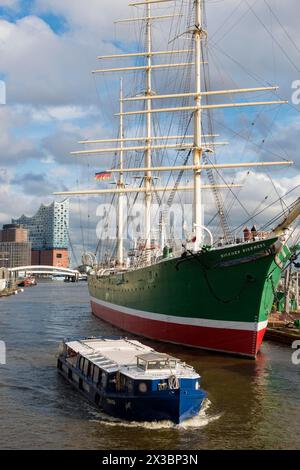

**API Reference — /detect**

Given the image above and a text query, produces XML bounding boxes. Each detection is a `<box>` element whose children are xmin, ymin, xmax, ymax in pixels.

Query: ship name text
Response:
<box><xmin>220</xmin><ymin>243</ymin><xmax>266</xmax><ymax>260</ymax></box>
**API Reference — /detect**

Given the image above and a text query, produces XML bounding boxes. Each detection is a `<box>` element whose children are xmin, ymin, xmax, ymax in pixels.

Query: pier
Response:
<box><xmin>265</xmin><ymin>326</ymin><xmax>300</xmax><ymax>345</ymax></box>
<box><xmin>0</xmin><ymin>267</ymin><xmax>18</xmax><ymax>298</ymax></box>
<box><xmin>0</xmin><ymin>265</ymin><xmax>81</xmax><ymax>298</ymax></box>
<box><xmin>266</xmin><ymin>311</ymin><xmax>300</xmax><ymax>345</ymax></box>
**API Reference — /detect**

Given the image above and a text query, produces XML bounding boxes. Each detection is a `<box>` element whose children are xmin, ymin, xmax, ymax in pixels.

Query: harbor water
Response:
<box><xmin>0</xmin><ymin>282</ymin><xmax>299</xmax><ymax>450</ymax></box>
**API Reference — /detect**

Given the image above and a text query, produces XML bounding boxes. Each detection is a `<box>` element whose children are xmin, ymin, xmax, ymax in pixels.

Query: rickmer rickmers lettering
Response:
<box><xmin>55</xmin><ymin>0</ymin><xmax>300</xmax><ymax>358</ymax></box>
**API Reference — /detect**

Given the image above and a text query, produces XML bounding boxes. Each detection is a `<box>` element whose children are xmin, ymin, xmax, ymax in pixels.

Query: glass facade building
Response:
<box><xmin>12</xmin><ymin>200</ymin><xmax>70</xmax><ymax>268</ymax></box>
<box><xmin>0</xmin><ymin>242</ymin><xmax>32</xmax><ymax>269</ymax></box>
<box><xmin>13</xmin><ymin>199</ymin><xmax>69</xmax><ymax>250</ymax></box>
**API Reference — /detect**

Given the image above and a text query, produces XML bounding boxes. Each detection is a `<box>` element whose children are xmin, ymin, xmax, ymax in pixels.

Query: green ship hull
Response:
<box><xmin>89</xmin><ymin>237</ymin><xmax>291</xmax><ymax>358</ymax></box>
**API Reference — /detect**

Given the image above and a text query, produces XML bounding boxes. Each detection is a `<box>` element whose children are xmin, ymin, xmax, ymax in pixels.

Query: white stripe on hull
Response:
<box><xmin>90</xmin><ymin>296</ymin><xmax>268</xmax><ymax>332</ymax></box>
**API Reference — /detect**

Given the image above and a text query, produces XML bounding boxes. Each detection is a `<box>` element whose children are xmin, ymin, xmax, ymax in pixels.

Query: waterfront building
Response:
<box><xmin>0</xmin><ymin>224</ymin><xmax>28</xmax><ymax>243</ymax></box>
<box><xmin>0</xmin><ymin>224</ymin><xmax>31</xmax><ymax>269</ymax></box>
<box><xmin>13</xmin><ymin>199</ymin><xmax>70</xmax><ymax>268</ymax></box>
<box><xmin>0</xmin><ymin>241</ymin><xmax>32</xmax><ymax>269</ymax></box>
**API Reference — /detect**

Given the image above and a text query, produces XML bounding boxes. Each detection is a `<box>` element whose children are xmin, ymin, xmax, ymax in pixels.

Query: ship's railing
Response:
<box><xmin>215</xmin><ymin>233</ymin><xmax>270</xmax><ymax>249</ymax></box>
<box><xmin>92</xmin><ymin>233</ymin><xmax>273</xmax><ymax>274</ymax></box>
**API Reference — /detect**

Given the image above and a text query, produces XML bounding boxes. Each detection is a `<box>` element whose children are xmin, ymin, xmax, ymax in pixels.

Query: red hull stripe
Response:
<box><xmin>90</xmin><ymin>296</ymin><xmax>267</xmax><ymax>332</ymax></box>
<box><xmin>90</xmin><ymin>298</ymin><xmax>267</xmax><ymax>358</ymax></box>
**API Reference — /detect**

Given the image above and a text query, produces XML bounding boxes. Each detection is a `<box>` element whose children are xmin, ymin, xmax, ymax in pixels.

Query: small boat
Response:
<box><xmin>57</xmin><ymin>336</ymin><xmax>206</xmax><ymax>424</ymax></box>
<box><xmin>17</xmin><ymin>276</ymin><xmax>37</xmax><ymax>288</ymax></box>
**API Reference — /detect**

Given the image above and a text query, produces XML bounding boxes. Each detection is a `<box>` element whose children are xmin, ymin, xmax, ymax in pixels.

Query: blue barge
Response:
<box><xmin>57</xmin><ymin>337</ymin><xmax>206</xmax><ymax>424</ymax></box>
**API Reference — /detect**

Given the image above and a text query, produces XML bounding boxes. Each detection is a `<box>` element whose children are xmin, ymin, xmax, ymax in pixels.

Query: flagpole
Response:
<box><xmin>117</xmin><ymin>78</ymin><xmax>125</xmax><ymax>266</ymax></box>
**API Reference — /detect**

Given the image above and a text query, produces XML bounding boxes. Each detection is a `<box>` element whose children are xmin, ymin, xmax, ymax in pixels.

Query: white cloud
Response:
<box><xmin>0</xmin><ymin>0</ymin><xmax>299</xmax><ymax>257</ymax></box>
<box><xmin>35</xmin><ymin>0</ymin><xmax>129</xmax><ymax>34</ymax></box>
<box><xmin>31</xmin><ymin>105</ymin><xmax>99</xmax><ymax>122</ymax></box>
<box><xmin>0</xmin><ymin>0</ymin><xmax>19</xmax><ymax>7</ymax></box>
<box><xmin>0</xmin><ymin>16</ymin><xmax>96</xmax><ymax>106</ymax></box>
<box><xmin>0</xmin><ymin>106</ymin><xmax>40</xmax><ymax>165</ymax></box>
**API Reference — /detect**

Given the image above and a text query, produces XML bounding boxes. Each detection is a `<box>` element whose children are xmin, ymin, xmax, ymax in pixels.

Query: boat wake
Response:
<box><xmin>89</xmin><ymin>399</ymin><xmax>221</xmax><ymax>430</ymax></box>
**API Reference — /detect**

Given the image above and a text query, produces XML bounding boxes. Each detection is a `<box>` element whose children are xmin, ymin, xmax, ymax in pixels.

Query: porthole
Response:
<box><xmin>138</xmin><ymin>382</ymin><xmax>147</xmax><ymax>393</ymax></box>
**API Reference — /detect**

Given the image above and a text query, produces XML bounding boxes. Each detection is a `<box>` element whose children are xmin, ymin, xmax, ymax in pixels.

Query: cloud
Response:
<box><xmin>0</xmin><ymin>0</ymin><xmax>299</xmax><ymax>262</ymax></box>
<box><xmin>40</xmin><ymin>118</ymin><xmax>114</xmax><ymax>168</ymax></box>
<box><xmin>0</xmin><ymin>183</ymin><xmax>52</xmax><ymax>224</ymax></box>
<box><xmin>0</xmin><ymin>2</ymin><xmax>132</xmax><ymax>107</ymax></box>
<box><xmin>35</xmin><ymin>0</ymin><xmax>130</xmax><ymax>35</ymax></box>
<box><xmin>265</xmin><ymin>115</ymin><xmax>300</xmax><ymax>169</ymax></box>
<box><xmin>0</xmin><ymin>0</ymin><xmax>19</xmax><ymax>8</ymax></box>
<box><xmin>0</xmin><ymin>106</ymin><xmax>41</xmax><ymax>165</ymax></box>
<box><xmin>0</xmin><ymin>103</ymin><xmax>104</xmax><ymax>169</ymax></box>
<box><xmin>0</xmin><ymin>15</ymin><xmax>96</xmax><ymax>106</ymax></box>
<box><xmin>31</xmin><ymin>105</ymin><xmax>99</xmax><ymax>122</ymax></box>
<box><xmin>11</xmin><ymin>172</ymin><xmax>62</xmax><ymax>197</ymax></box>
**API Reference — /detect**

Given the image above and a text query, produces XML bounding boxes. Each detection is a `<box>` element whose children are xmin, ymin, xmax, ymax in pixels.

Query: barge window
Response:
<box><xmin>127</xmin><ymin>378</ymin><xmax>134</xmax><ymax>393</ymax></box>
<box><xmin>137</xmin><ymin>357</ymin><xmax>177</xmax><ymax>371</ymax></box>
<box><xmin>101</xmin><ymin>373</ymin><xmax>107</xmax><ymax>388</ymax></box>
<box><xmin>79</xmin><ymin>356</ymin><xmax>84</xmax><ymax>371</ymax></box>
<box><xmin>93</xmin><ymin>367</ymin><xmax>100</xmax><ymax>384</ymax></box>
<box><xmin>137</xmin><ymin>358</ymin><xmax>147</xmax><ymax>371</ymax></box>
<box><xmin>148</xmin><ymin>361</ymin><xmax>177</xmax><ymax>370</ymax></box>
<box><xmin>89</xmin><ymin>363</ymin><xmax>94</xmax><ymax>379</ymax></box>
<box><xmin>79</xmin><ymin>378</ymin><xmax>83</xmax><ymax>391</ymax></box>
<box><xmin>83</xmin><ymin>360</ymin><xmax>89</xmax><ymax>376</ymax></box>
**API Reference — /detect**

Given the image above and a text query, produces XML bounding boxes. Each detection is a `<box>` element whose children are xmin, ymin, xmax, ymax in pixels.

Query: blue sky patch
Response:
<box><xmin>38</xmin><ymin>13</ymin><xmax>69</xmax><ymax>35</ymax></box>
<box><xmin>0</xmin><ymin>1</ymin><xmax>68</xmax><ymax>35</ymax></box>
<box><xmin>0</xmin><ymin>0</ymin><xmax>35</xmax><ymax>22</ymax></box>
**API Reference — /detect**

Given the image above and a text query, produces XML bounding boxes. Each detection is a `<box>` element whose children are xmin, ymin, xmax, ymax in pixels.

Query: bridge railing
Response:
<box><xmin>8</xmin><ymin>266</ymin><xmax>80</xmax><ymax>276</ymax></box>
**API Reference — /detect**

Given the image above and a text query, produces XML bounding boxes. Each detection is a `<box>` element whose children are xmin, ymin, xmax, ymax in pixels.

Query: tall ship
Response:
<box><xmin>56</xmin><ymin>0</ymin><xmax>300</xmax><ymax>358</ymax></box>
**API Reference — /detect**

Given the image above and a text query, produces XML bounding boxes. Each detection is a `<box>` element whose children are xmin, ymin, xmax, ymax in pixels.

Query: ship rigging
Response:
<box><xmin>54</xmin><ymin>0</ymin><xmax>299</xmax><ymax>358</ymax></box>
<box><xmin>56</xmin><ymin>0</ymin><xmax>293</xmax><ymax>264</ymax></box>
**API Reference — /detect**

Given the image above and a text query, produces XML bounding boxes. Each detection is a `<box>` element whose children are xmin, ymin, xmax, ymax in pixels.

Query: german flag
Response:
<box><xmin>95</xmin><ymin>171</ymin><xmax>112</xmax><ymax>181</ymax></box>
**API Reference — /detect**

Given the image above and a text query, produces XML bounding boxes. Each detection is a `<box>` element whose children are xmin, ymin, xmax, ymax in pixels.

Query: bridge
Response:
<box><xmin>8</xmin><ymin>266</ymin><xmax>80</xmax><ymax>278</ymax></box>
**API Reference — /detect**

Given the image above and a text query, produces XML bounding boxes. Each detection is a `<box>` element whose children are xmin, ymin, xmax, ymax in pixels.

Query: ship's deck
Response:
<box><xmin>65</xmin><ymin>337</ymin><xmax>199</xmax><ymax>379</ymax></box>
<box><xmin>66</xmin><ymin>338</ymin><xmax>153</xmax><ymax>373</ymax></box>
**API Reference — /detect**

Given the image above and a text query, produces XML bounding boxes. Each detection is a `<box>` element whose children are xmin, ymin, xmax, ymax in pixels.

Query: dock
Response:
<box><xmin>0</xmin><ymin>286</ymin><xmax>20</xmax><ymax>298</ymax></box>
<box><xmin>265</xmin><ymin>326</ymin><xmax>300</xmax><ymax>345</ymax></box>
<box><xmin>265</xmin><ymin>312</ymin><xmax>300</xmax><ymax>345</ymax></box>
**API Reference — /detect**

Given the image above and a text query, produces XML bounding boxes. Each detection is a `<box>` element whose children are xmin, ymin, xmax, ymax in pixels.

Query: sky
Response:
<box><xmin>0</xmin><ymin>0</ymin><xmax>299</xmax><ymax>264</ymax></box>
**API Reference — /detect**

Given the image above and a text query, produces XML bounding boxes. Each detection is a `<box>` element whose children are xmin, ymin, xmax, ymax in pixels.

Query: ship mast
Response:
<box><xmin>145</xmin><ymin>2</ymin><xmax>153</xmax><ymax>264</ymax></box>
<box><xmin>193</xmin><ymin>0</ymin><xmax>203</xmax><ymax>249</ymax></box>
<box><xmin>55</xmin><ymin>0</ymin><xmax>294</xmax><ymax>256</ymax></box>
<box><xmin>117</xmin><ymin>78</ymin><xmax>125</xmax><ymax>266</ymax></box>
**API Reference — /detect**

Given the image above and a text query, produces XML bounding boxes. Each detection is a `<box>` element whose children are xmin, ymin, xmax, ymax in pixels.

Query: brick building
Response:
<box><xmin>13</xmin><ymin>199</ymin><xmax>70</xmax><ymax>268</ymax></box>
<box><xmin>0</xmin><ymin>224</ymin><xmax>28</xmax><ymax>243</ymax></box>
<box><xmin>0</xmin><ymin>225</ymin><xmax>31</xmax><ymax>269</ymax></box>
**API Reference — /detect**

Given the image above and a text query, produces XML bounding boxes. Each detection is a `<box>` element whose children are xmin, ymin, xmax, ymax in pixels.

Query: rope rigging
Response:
<box><xmin>70</xmin><ymin>0</ymin><xmax>299</xmax><ymax>267</ymax></box>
